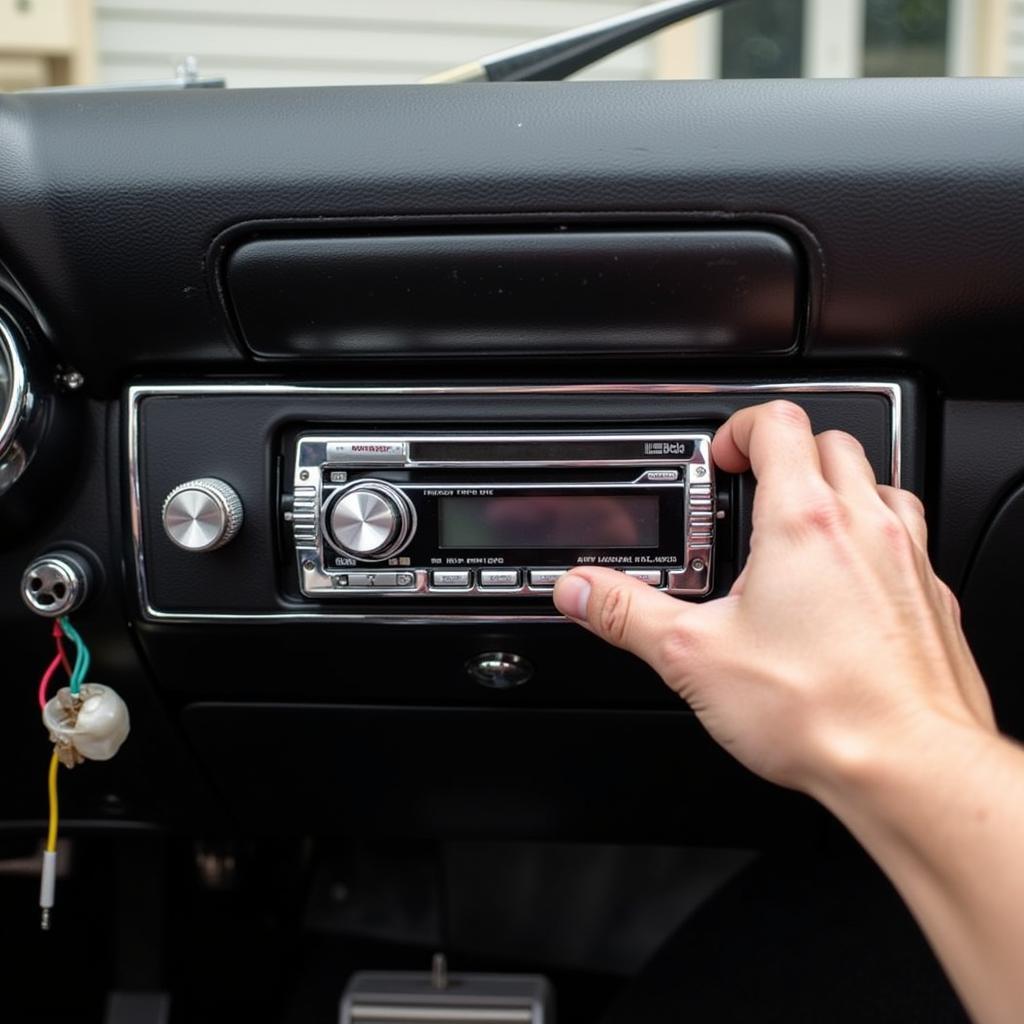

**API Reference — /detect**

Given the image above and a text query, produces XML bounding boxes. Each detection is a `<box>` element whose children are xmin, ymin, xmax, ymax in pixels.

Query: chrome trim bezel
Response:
<box><xmin>126</xmin><ymin>381</ymin><xmax>903</xmax><ymax>625</ymax></box>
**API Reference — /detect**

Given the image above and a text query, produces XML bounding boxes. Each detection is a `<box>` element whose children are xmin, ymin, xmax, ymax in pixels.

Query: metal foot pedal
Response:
<box><xmin>340</xmin><ymin>954</ymin><xmax>554</xmax><ymax>1023</ymax></box>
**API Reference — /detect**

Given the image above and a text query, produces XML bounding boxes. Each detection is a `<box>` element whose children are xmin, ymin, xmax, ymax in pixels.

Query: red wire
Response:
<box><xmin>39</xmin><ymin>622</ymin><xmax>72</xmax><ymax>711</ymax></box>
<box><xmin>38</xmin><ymin>651</ymin><xmax>63</xmax><ymax>711</ymax></box>
<box><xmin>55</xmin><ymin>633</ymin><xmax>72</xmax><ymax>676</ymax></box>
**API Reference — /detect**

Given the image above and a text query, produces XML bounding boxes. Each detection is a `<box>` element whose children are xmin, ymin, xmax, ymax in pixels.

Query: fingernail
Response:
<box><xmin>554</xmin><ymin>574</ymin><xmax>591</xmax><ymax>621</ymax></box>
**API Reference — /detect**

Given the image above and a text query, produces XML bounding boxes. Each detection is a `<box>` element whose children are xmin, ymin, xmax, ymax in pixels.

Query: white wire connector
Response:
<box><xmin>39</xmin><ymin>849</ymin><xmax>58</xmax><ymax>930</ymax></box>
<box><xmin>43</xmin><ymin>684</ymin><xmax>130</xmax><ymax>767</ymax></box>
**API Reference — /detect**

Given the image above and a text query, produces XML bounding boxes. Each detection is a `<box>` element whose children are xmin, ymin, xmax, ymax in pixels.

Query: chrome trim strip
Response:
<box><xmin>306</xmin><ymin>431</ymin><xmax>707</xmax><ymax>468</ymax></box>
<box><xmin>126</xmin><ymin>381</ymin><xmax>903</xmax><ymax>625</ymax></box>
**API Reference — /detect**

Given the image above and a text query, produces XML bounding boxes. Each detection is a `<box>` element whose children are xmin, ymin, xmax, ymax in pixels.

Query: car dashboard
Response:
<box><xmin>0</xmin><ymin>80</ymin><xmax>1022</xmax><ymax>1012</ymax></box>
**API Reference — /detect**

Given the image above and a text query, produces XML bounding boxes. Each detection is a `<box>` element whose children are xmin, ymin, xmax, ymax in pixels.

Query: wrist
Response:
<box><xmin>807</xmin><ymin>710</ymin><xmax>1000</xmax><ymax>827</ymax></box>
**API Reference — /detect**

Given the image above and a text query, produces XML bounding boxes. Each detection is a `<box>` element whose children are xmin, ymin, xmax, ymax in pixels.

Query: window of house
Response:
<box><xmin>720</xmin><ymin>0</ymin><xmax>806</xmax><ymax>78</ymax></box>
<box><xmin>863</xmin><ymin>0</ymin><xmax>951</xmax><ymax>76</ymax></box>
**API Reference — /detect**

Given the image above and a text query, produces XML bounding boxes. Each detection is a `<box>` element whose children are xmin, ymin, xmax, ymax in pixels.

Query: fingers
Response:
<box><xmin>872</xmin><ymin>487</ymin><xmax>993</xmax><ymax>728</ymax></box>
<box><xmin>712</xmin><ymin>402</ymin><xmax>824</xmax><ymax>507</ymax></box>
<box><xmin>816</xmin><ymin>430</ymin><xmax>880</xmax><ymax>501</ymax></box>
<box><xmin>716</xmin><ymin>406</ymin><xmax>920</xmax><ymax>542</ymax></box>
<box><xmin>553</xmin><ymin>567</ymin><xmax>699</xmax><ymax>678</ymax></box>
<box><xmin>878</xmin><ymin>485</ymin><xmax>928</xmax><ymax>552</ymax></box>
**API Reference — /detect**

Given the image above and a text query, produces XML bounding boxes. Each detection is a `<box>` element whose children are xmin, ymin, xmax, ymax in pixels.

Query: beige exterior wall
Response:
<box><xmin>655</xmin><ymin>11</ymin><xmax>719</xmax><ymax>80</ymax></box>
<box><xmin>93</xmin><ymin>0</ymin><xmax>655</xmax><ymax>87</ymax></box>
<box><xmin>0</xmin><ymin>0</ymin><xmax>95</xmax><ymax>89</ymax></box>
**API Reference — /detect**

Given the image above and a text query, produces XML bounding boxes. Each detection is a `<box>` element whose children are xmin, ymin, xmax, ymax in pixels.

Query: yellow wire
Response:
<box><xmin>46</xmin><ymin>750</ymin><xmax>59</xmax><ymax>853</ymax></box>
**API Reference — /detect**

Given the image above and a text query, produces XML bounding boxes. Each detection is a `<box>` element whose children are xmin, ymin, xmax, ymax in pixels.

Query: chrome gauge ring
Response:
<box><xmin>0</xmin><ymin>316</ymin><xmax>33</xmax><ymax>496</ymax></box>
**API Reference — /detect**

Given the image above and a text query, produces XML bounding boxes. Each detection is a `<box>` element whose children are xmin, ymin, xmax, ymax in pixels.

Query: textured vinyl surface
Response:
<box><xmin>0</xmin><ymin>79</ymin><xmax>1021</xmax><ymax>388</ymax></box>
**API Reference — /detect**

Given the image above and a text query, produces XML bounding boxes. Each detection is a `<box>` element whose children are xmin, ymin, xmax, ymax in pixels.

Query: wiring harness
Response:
<box><xmin>36</xmin><ymin>618</ymin><xmax>129</xmax><ymax>929</ymax></box>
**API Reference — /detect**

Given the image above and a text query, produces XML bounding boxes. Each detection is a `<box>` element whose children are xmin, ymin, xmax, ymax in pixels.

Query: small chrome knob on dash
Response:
<box><xmin>162</xmin><ymin>478</ymin><xmax>243</xmax><ymax>552</ymax></box>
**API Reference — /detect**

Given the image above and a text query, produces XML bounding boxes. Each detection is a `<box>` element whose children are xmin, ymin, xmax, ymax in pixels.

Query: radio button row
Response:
<box><xmin>528</xmin><ymin>570</ymin><xmax>567</xmax><ymax>588</ymax></box>
<box><xmin>479</xmin><ymin>570</ymin><xmax>521</xmax><ymax>588</ymax></box>
<box><xmin>431</xmin><ymin>570</ymin><xmax>472</xmax><ymax>588</ymax></box>
<box><xmin>625</xmin><ymin>570</ymin><xmax>664</xmax><ymax>586</ymax></box>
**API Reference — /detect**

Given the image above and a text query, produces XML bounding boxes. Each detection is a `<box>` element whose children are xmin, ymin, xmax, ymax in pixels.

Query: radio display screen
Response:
<box><xmin>439</xmin><ymin>494</ymin><xmax>659</xmax><ymax>549</ymax></box>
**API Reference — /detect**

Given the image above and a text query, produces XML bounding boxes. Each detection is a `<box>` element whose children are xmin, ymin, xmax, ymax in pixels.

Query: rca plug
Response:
<box><xmin>39</xmin><ymin>848</ymin><xmax>57</xmax><ymax>930</ymax></box>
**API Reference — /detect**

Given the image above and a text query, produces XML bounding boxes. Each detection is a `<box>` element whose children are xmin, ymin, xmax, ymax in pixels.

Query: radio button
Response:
<box><xmin>480</xmin><ymin>570</ymin><xmax>521</xmax><ymax>588</ymax></box>
<box><xmin>346</xmin><ymin>572</ymin><xmax>377</xmax><ymax>587</ymax></box>
<box><xmin>528</xmin><ymin>570</ymin><xmax>567</xmax><ymax>588</ymax></box>
<box><xmin>344</xmin><ymin>571</ymin><xmax>415</xmax><ymax>588</ymax></box>
<box><xmin>431</xmin><ymin>570</ymin><xmax>472</xmax><ymax>588</ymax></box>
<box><xmin>625</xmin><ymin>570</ymin><xmax>664</xmax><ymax>586</ymax></box>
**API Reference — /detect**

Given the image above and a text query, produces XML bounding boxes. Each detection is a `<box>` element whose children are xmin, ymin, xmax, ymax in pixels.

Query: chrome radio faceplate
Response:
<box><xmin>288</xmin><ymin>433</ymin><xmax>715</xmax><ymax>600</ymax></box>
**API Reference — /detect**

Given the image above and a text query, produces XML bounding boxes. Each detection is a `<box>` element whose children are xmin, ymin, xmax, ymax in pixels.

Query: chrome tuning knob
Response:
<box><xmin>327</xmin><ymin>480</ymin><xmax>415</xmax><ymax>560</ymax></box>
<box><xmin>162</xmin><ymin>478</ymin><xmax>243</xmax><ymax>552</ymax></box>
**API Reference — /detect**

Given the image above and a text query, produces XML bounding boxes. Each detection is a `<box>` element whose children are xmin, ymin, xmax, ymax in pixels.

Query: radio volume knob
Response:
<box><xmin>328</xmin><ymin>482</ymin><xmax>414</xmax><ymax>560</ymax></box>
<box><xmin>162</xmin><ymin>478</ymin><xmax>243</xmax><ymax>552</ymax></box>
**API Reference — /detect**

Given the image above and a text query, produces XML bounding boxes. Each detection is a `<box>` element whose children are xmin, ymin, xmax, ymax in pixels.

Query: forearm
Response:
<box><xmin>816</xmin><ymin>719</ymin><xmax>1024</xmax><ymax>1024</ymax></box>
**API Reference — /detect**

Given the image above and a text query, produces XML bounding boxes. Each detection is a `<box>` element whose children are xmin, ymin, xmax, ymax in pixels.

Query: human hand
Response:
<box><xmin>553</xmin><ymin>401</ymin><xmax>995</xmax><ymax>799</ymax></box>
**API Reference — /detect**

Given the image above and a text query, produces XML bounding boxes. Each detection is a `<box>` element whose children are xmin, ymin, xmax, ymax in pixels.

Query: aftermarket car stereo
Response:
<box><xmin>287</xmin><ymin>433</ymin><xmax>715</xmax><ymax>600</ymax></box>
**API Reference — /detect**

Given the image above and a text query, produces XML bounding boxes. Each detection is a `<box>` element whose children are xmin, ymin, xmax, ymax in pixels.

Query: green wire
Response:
<box><xmin>58</xmin><ymin>617</ymin><xmax>90</xmax><ymax>697</ymax></box>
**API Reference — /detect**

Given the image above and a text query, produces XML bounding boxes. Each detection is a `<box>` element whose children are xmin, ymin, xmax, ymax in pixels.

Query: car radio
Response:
<box><xmin>287</xmin><ymin>432</ymin><xmax>715</xmax><ymax>599</ymax></box>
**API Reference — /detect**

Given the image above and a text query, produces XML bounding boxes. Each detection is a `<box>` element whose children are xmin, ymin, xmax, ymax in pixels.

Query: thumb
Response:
<box><xmin>553</xmin><ymin>567</ymin><xmax>697</xmax><ymax>677</ymax></box>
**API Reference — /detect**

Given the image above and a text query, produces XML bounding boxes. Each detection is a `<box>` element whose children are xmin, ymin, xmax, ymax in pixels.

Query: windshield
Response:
<box><xmin>0</xmin><ymin>1</ymin><xmax>1019</xmax><ymax>91</ymax></box>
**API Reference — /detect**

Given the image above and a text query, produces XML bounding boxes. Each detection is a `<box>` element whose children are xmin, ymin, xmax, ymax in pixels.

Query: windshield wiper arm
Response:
<box><xmin>424</xmin><ymin>0</ymin><xmax>738</xmax><ymax>84</ymax></box>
